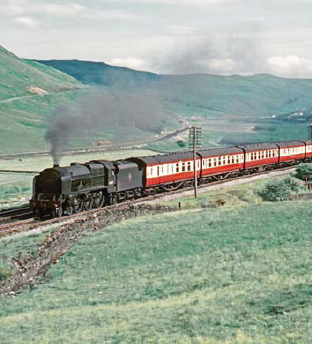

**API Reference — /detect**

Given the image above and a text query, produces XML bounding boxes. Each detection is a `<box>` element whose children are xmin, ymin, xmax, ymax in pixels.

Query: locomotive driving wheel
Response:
<box><xmin>83</xmin><ymin>198</ymin><xmax>94</xmax><ymax>210</ymax></box>
<box><xmin>73</xmin><ymin>201</ymin><xmax>83</xmax><ymax>213</ymax></box>
<box><xmin>94</xmin><ymin>192</ymin><xmax>105</xmax><ymax>208</ymax></box>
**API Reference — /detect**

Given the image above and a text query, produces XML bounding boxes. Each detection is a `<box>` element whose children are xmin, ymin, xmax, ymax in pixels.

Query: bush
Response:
<box><xmin>295</xmin><ymin>163</ymin><xmax>312</xmax><ymax>181</ymax></box>
<box><xmin>283</xmin><ymin>177</ymin><xmax>300</xmax><ymax>192</ymax></box>
<box><xmin>176</xmin><ymin>140</ymin><xmax>186</xmax><ymax>148</ymax></box>
<box><xmin>259</xmin><ymin>178</ymin><xmax>299</xmax><ymax>202</ymax></box>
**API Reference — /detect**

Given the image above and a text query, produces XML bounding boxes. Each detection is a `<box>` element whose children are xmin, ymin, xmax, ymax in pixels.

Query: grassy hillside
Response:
<box><xmin>0</xmin><ymin>46</ymin><xmax>80</xmax><ymax>101</ymax></box>
<box><xmin>0</xmin><ymin>194</ymin><xmax>311</xmax><ymax>343</ymax></box>
<box><xmin>0</xmin><ymin>45</ymin><xmax>83</xmax><ymax>153</ymax></box>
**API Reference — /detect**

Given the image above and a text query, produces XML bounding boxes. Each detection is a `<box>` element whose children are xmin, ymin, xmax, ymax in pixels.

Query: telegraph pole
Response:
<box><xmin>309</xmin><ymin>124</ymin><xmax>312</xmax><ymax>140</ymax></box>
<box><xmin>189</xmin><ymin>126</ymin><xmax>202</xmax><ymax>198</ymax></box>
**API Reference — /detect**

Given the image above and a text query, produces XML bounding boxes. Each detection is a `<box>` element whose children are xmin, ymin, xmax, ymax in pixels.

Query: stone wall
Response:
<box><xmin>0</xmin><ymin>204</ymin><xmax>176</xmax><ymax>297</ymax></box>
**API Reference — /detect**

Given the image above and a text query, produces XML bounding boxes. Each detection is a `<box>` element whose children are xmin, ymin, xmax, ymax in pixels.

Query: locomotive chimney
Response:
<box><xmin>53</xmin><ymin>164</ymin><xmax>59</xmax><ymax>168</ymax></box>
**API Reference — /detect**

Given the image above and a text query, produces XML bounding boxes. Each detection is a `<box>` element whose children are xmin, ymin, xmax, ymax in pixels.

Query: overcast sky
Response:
<box><xmin>2</xmin><ymin>0</ymin><xmax>312</xmax><ymax>77</ymax></box>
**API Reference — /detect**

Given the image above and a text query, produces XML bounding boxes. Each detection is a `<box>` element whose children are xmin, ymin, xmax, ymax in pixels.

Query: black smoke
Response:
<box><xmin>45</xmin><ymin>86</ymin><xmax>165</xmax><ymax>165</ymax></box>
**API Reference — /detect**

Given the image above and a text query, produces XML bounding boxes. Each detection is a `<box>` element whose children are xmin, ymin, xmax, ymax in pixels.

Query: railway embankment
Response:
<box><xmin>0</xmin><ymin>204</ymin><xmax>175</xmax><ymax>298</ymax></box>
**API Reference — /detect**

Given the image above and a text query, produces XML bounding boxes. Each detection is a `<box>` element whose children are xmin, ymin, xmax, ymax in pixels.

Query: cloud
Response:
<box><xmin>34</xmin><ymin>3</ymin><xmax>141</xmax><ymax>21</ymax></box>
<box><xmin>267</xmin><ymin>55</ymin><xmax>312</xmax><ymax>78</ymax></box>
<box><xmin>102</xmin><ymin>0</ymin><xmax>236</xmax><ymax>5</ymax></box>
<box><xmin>110</xmin><ymin>57</ymin><xmax>147</xmax><ymax>70</ymax></box>
<box><xmin>1</xmin><ymin>1</ymin><xmax>141</xmax><ymax>22</ymax></box>
<box><xmin>2</xmin><ymin>0</ymin><xmax>28</xmax><ymax>15</ymax></box>
<box><xmin>167</xmin><ymin>25</ymin><xmax>199</xmax><ymax>35</ymax></box>
<box><xmin>14</xmin><ymin>16</ymin><xmax>38</xmax><ymax>28</ymax></box>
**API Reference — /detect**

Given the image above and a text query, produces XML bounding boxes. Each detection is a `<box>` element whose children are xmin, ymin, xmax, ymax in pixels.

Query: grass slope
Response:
<box><xmin>0</xmin><ymin>45</ymin><xmax>83</xmax><ymax>153</ymax></box>
<box><xmin>0</xmin><ymin>46</ymin><xmax>80</xmax><ymax>101</ymax></box>
<box><xmin>0</xmin><ymin>199</ymin><xmax>311</xmax><ymax>343</ymax></box>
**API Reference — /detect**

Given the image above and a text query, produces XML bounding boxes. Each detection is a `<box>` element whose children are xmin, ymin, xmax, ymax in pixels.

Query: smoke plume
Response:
<box><xmin>45</xmin><ymin>86</ymin><xmax>164</xmax><ymax>165</ymax></box>
<box><xmin>156</xmin><ymin>27</ymin><xmax>267</xmax><ymax>75</ymax></box>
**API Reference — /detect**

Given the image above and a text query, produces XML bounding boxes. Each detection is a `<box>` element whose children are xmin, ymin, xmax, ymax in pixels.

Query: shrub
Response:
<box><xmin>259</xmin><ymin>178</ymin><xmax>299</xmax><ymax>202</ymax></box>
<box><xmin>176</xmin><ymin>140</ymin><xmax>186</xmax><ymax>148</ymax></box>
<box><xmin>283</xmin><ymin>177</ymin><xmax>300</xmax><ymax>192</ymax></box>
<box><xmin>295</xmin><ymin>163</ymin><xmax>312</xmax><ymax>181</ymax></box>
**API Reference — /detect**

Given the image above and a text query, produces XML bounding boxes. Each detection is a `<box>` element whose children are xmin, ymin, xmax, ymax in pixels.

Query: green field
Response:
<box><xmin>0</xmin><ymin>177</ymin><xmax>311</xmax><ymax>343</ymax></box>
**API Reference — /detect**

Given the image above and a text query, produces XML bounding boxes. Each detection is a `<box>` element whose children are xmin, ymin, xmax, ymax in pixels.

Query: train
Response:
<box><xmin>29</xmin><ymin>139</ymin><xmax>312</xmax><ymax>218</ymax></box>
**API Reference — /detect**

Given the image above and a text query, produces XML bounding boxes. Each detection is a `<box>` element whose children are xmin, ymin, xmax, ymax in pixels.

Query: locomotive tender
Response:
<box><xmin>30</xmin><ymin>140</ymin><xmax>312</xmax><ymax>218</ymax></box>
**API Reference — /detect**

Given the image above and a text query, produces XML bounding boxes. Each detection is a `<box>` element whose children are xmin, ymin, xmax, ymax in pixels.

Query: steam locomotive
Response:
<box><xmin>30</xmin><ymin>139</ymin><xmax>312</xmax><ymax>218</ymax></box>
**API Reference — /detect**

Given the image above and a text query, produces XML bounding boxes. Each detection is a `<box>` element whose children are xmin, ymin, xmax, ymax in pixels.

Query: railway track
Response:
<box><xmin>0</xmin><ymin>166</ymin><xmax>296</xmax><ymax>239</ymax></box>
<box><xmin>0</xmin><ymin>207</ymin><xmax>33</xmax><ymax>224</ymax></box>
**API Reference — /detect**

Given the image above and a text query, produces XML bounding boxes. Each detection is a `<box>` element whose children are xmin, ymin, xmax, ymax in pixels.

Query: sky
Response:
<box><xmin>2</xmin><ymin>0</ymin><xmax>312</xmax><ymax>77</ymax></box>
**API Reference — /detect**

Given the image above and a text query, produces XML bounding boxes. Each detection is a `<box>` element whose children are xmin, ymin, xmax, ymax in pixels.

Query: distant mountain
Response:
<box><xmin>35</xmin><ymin>59</ymin><xmax>312</xmax><ymax>122</ymax></box>
<box><xmin>0</xmin><ymin>45</ymin><xmax>83</xmax><ymax>153</ymax></box>
<box><xmin>34</xmin><ymin>59</ymin><xmax>159</xmax><ymax>86</ymax></box>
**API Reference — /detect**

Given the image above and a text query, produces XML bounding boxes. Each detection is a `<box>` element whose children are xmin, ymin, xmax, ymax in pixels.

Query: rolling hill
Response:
<box><xmin>34</xmin><ymin>59</ymin><xmax>159</xmax><ymax>86</ymax></box>
<box><xmin>0</xmin><ymin>45</ymin><xmax>83</xmax><ymax>154</ymax></box>
<box><xmin>35</xmin><ymin>58</ymin><xmax>312</xmax><ymax>121</ymax></box>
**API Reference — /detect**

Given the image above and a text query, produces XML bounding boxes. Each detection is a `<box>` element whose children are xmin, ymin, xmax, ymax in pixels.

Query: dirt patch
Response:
<box><xmin>26</xmin><ymin>86</ymin><xmax>48</xmax><ymax>96</ymax></box>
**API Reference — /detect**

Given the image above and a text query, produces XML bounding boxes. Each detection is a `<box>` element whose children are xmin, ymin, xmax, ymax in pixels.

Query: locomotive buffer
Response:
<box><xmin>189</xmin><ymin>126</ymin><xmax>202</xmax><ymax>198</ymax></box>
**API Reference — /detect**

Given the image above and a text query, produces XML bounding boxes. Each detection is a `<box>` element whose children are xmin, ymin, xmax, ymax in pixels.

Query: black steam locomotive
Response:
<box><xmin>30</xmin><ymin>159</ymin><xmax>143</xmax><ymax>218</ymax></box>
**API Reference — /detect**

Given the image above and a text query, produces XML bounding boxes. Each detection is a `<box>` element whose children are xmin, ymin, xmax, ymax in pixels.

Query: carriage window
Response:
<box><xmin>176</xmin><ymin>163</ymin><xmax>179</xmax><ymax>173</ymax></box>
<box><xmin>182</xmin><ymin>162</ymin><xmax>186</xmax><ymax>172</ymax></box>
<box><xmin>236</xmin><ymin>156</ymin><xmax>239</xmax><ymax>163</ymax></box>
<box><xmin>187</xmin><ymin>161</ymin><xmax>191</xmax><ymax>171</ymax></box>
<box><xmin>209</xmin><ymin>159</ymin><xmax>212</xmax><ymax>167</ymax></box>
<box><xmin>218</xmin><ymin>157</ymin><xmax>221</xmax><ymax>165</ymax></box>
<box><xmin>227</xmin><ymin>156</ymin><xmax>231</xmax><ymax>164</ymax></box>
